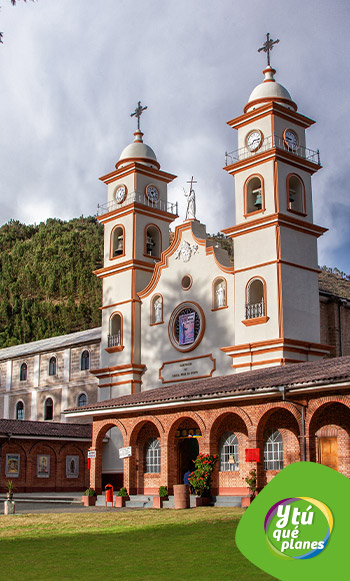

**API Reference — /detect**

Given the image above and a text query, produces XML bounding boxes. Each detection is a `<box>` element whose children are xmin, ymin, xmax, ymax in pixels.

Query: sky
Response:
<box><xmin>1</xmin><ymin>0</ymin><xmax>349</xmax><ymax>273</ymax></box>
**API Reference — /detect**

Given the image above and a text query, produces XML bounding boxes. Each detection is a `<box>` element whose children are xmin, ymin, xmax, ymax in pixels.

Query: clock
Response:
<box><xmin>114</xmin><ymin>184</ymin><xmax>127</xmax><ymax>203</ymax></box>
<box><xmin>146</xmin><ymin>184</ymin><xmax>159</xmax><ymax>202</ymax></box>
<box><xmin>283</xmin><ymin>129</ymin><xmax>298</xmax><ymax>151</ymax></box>
<box><xmin>246</xmin><ymin>130</ymin><xmax>263</xmax><ymax>152</ymax></box>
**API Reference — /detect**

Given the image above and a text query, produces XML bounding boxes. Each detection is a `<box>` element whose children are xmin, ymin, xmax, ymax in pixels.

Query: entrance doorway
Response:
<box><xmin>319</xmin><ymin>437</ymin><xmax>338</xmax><ymax>471</ymax></box>
<box><xmin>178</xmin><ymin>437</ymin><xmax>199</xmax><ymax>484</ymax></box>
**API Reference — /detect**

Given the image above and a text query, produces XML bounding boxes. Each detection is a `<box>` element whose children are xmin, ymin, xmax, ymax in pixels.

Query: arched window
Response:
<box><xmin>20</xmin><ymin>363</ymin><xmax>27</xmax><ymax>381</ymax></box>
<box><xmin>145</xmin><ymin>438</ymin><xmax>161</xmax><ymax>473</ymax></box>
<box><xmin>44</xmin><ymin>397</ymin><xmax>53</xmax><ymax>421</ymax></box>
<box><xmin>16</xmin><ymin>400</ymin><xmax>24</xmax><ymax>420</ymax></box>
<box><xmin>151</xmin><ymin>294</ymin><xmax>163</xmax><ymax>325</ymax></box>
<box><xmin>219</xmin><ymin>432</ymin><xmax>239</xmax><ymax>471</ymax></box>
<box><xmin>213</xmin><ymin>278</ymin><xmax>227</xmax><ymax>309</ymax></box>
<box><xmin>245</xmin><ymin>175</ymin><xmax>264</xmax><ymax>215</ymax></box>
<box><xmin>49</xmin><ymin>357</ymin><xmax>57</xmax><ymax>376</ymax></box>
<box><xmin>111</xmin><ymin>225</ymin><xmax>125</xmax><ymax>258</ymax></box>
<box><xmin>81</xmin><ymin>350</ymin><xmax>90</xmax><ymax>371</ymax></box>
<box><xmin>77</xmin><ymin>393</ymin><xmax>88</xmax><ymax>407</ymax></box>
<box><xmin>264</xmin><ymin>430</ymin><xmax>283</xmax><ymax>471</ymax></box>
<box><xmin>145</xmin><ymin>225</ymin><xmax>161</xmax><ymax>258</ymax></box>
<box><xmin>245</xmin><ymin>278</ymin><xmax>265</xmax><ymax>319</ymax></box>
<box><xmin>108</xmin><ymin>313</ymin><xmax>122</xmax><ymax>347</ymax></box>
<box><xmin>287</xmin><ymin>174</ymin><xmax>305</xmax><ymax>214</ymax></box>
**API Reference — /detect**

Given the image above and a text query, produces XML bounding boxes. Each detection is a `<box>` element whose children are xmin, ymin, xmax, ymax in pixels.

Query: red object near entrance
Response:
<box><xmin>245</xmin><ymin>448</ymin><xmax>260</xmax><ymax>462</ymax></box>
<box><xmin>105</xmin><ymin>484</ymin><xmax>114</xmax><ymax>507</ymax></box>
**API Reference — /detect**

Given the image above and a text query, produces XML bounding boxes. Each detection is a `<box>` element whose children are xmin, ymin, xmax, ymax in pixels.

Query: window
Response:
<box><xmin>108</xmin><ymin>313</ymin><xmax>122</xmax><ymax>347</ymax></box>
<box><xmin>245</xmin><ymin>175</ymin><xmax>264</xmax><ymax>215</ymax></box>
<box><xmin>20</xmin><ymin>363</ymin><xmax>27</xmax><ymax>381</ymax></box>
<box><xmin>245</xmin><ymin>278</ymin><xmax>265</xmax><ymax>319</ymax></box>
<box><xmin>145</xmin><ymin>225</ymin><xmax>161</xmax><ymax>258</ymax></box>
<box><xmin>111</xmin><ymin>225</ymin><xmax>124</xmax><ymax>258</ymax></box>
<box><xmin>16</xmin><ymin>401</ymin><xmax>24</xmax><ymax>420</ymax></box>
<box><xmin>287</xmin><ymin>174</ymin><xmax>305</xmax><ymax>214</ymax></box>
<box><xmin>49</xmin><ymin>357</ymin><xmax>57</xmax><ymax>376</ymax></box>
<box><xmin>145</xmin><ymin>438</ymin><xmax>161</xmax><ymax>473</ymax></box>
<box><xmin>151</xmin><ymin>295</ymin><xmax>163</xmax><ymax>325</ymax></box>
<box><xmin>81</xmin><ymin>350</ymin><xmax>90</xmax><ymax>370</ymax></box>
<box><xmin>168</xmin><ymin>302</ymin><xmax>205</xmax><ymax>352</ymax></box>
<box><xmin>44</xmin><ymin>397</ymin><xmax>53</xmax><ymax>421</ymax></box>
<box><xmin>264</xmin><ymin>430</ymin><xmax>283</xmax><ymax>471</ymax></box>
<box><xmin>220</xmin><ymin>432</ymin><xmax>239</xmax><ymax>471</ymax></box>
<box><xmin>77</xmin><ymin>393</ymin><xmax>87</xmax><ymax>407</ymax></box>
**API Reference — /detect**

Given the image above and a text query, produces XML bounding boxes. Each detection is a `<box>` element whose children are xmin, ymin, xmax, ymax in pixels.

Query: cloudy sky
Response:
<box><xmin>1</xmin><ymin>0</ymin><xmax>349</xmax><ymax>273</ymax></box>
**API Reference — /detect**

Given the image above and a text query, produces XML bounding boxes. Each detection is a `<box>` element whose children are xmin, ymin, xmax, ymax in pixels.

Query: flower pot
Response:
<box><xmin>194</xmin><ymin>496</ymin><xmax>211</xmax><ymax>507</ymax></box>
<box><xmin>82</xmin><ymin>495</ymin><xmax>97</xmax><ymax>507</ymax></box>
<box><xmin>153</xmin><ymin>496</ymin><xmax>167</xmax><ymax>508</ymax></box>
<box><xmin>115</xmin><ymin>496</ymin><xmax>129</xmax><ymax>508</ymax></box>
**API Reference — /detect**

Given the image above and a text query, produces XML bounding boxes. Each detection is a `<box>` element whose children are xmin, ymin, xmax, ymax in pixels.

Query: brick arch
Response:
<box><xmin>127</xmin><ymin>415</ymin><xmax>165</xmax><ymax>447</ymax></box>
<box><xmin>255</xmin><ymin>402</ymin><xmax>302</xmax><ymax>440</ymax></box>
<box><xmin>127</xmin><ymin>417</ymin><xmax>164</xmax><ymax>495</ymax></box>
<box><xmin>93</xmin><ymin>418</ymin><xmax>127</xmax><ymax>449</ymax></box>
<box><xmin>57</xmin><ymin>443</ymin><xmax>87</xmax><ymax>489</ymax></box>
<box><xmin>255</xmin><ymin>403</ymin><xmax>301</xmax><ymax>489</ymax></box>
<box><xmin>307</xmin><ymin>400</ymin><xmax>350</xmax><ymax>475</ymax></box>
<box><xmin>167</xmin><ymin>412</ymin><xmax>206</xmax><ymax>443</ymax></box>
<box><xmin>208</xmin><ymin>409</ymin><xmax>251</xmax><ymax>496</ymax></box>
<box><xmin>29</xmin><ymin>441</ymin><xmax>58</xmax><ymax>459</ymax></box>
<box><xmin>306</xmin><ymin>395</ymin><xmax>350</xmax><ymax>431</ymax></box>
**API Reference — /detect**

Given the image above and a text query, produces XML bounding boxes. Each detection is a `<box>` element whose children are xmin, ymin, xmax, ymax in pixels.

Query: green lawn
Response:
<box><xmin>0</xmin><ymin>508</ymin><xmax>274</xmax><ymax>580</ymax></box>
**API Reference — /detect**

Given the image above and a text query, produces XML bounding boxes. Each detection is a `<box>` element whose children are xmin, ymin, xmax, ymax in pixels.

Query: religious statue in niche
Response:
<box><xmin>154</xmin><ymin>297</ymin><xmax>162</xmax><ymax>323</ymax></box>
<box><xmin>216</xmin><ymin>283</ymin><xmax>226</xmax><ymax>308</ymax></box>
<box><xmin>184</xmin><ymin>176</ymin><xmax>197</xmax><ymax>220</ymax></box>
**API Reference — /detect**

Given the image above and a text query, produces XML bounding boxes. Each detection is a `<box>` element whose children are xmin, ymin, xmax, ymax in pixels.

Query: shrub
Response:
<box><xmin>158</xmin><ymin>486</ymin><xmax>168</xmax><ymax>498</ymax></box>
<box><xmin>188</xmin><ymin>453</ymin><xmax>218</xmax><ymax>497</ymax></box>
<box><xmin>118</xmin><ymin>487</ymin><xmax>129</xmax><ymax>497</ymax></box>
<box><xmin>84</xmin><ymin>488</ymin><xmax>97</xmax><ymax>497</ymax></box>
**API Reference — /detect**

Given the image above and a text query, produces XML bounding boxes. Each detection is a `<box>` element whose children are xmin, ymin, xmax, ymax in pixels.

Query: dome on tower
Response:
<box><xmin>245</xmin><ymin>66</ymin><xmax>297</xmax><ymax>113</ymax></box>
<box><xmin>116</xmin><ymin>130</ymin><xmax>160</xmax><ymax>170</ymax></box>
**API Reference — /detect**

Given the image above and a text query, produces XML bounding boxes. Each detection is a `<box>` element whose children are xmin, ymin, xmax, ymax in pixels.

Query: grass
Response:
<box><xmin>0</xmin><ymin>508</ymin><xmax>274</xmax><ymax>580</ymax></box>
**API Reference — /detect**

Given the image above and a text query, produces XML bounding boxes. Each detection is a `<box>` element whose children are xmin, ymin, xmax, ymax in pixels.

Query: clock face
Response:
<box><xmin>146</xmin><ymin>185</ymin><xmax>159</xmax><ymax>202</ymax></box>
<box><xmin>246</xmin><ymin>130</ymin><xmax>263</xmax><ymax>152</ymax></box>
<box><xmin>284</xmin><ymin>129</ymin><xmax>298</xmax><ymax>150</ymax></box>
<box><xmin>115</xmin><ymin>185</ymin><xmax>127</xmax><ymax>203</ymax></box>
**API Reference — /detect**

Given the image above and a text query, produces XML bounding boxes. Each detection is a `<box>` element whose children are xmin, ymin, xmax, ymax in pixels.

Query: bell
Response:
<box><xmin>289</xmin><ymin>189</ymin><xmax>295</xmax><ymax>204</ymax></box>
<box><xmin>254</xmin><ymin>192</ymin><xmax>262</xmax><ymax>209</ymax></box>
<box><xmin>115</xmin><ymin>234</ymin><xmax>123</xmax><ymax>255</ymax></box>
<box><xmin>146</xmin><ymin>235</ymin><xmax>155</xmax><ymax>255</ymax></box>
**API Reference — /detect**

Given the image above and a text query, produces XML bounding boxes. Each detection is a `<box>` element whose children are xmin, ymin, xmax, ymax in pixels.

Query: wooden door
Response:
<box><xmin>319</xmin><ymin>437</ymin><xmax>338</xmax><ymax>471</ymax></box>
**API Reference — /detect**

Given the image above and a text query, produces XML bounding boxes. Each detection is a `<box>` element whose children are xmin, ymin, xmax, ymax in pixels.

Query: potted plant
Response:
<box><xmin>188</xmin><ymin>453</ymin><xmax>218</xmax><ymax>507</ymax></box>
<box><xmin>115</xmin><ymin>486</ymin><xmax>129</xmax><ymax>508</ymax></box>
<box><xmin>153</xmin><ymin>485</ymin><xmax>168</xmax><ymax>509</ymax></box>
<box><xmin>242</xmin><ymin>469</ymin><xmax>257</xmax><ymax>507</ymax></box>
<box><xmin>6</xmin><ymin>480</ymin><xmax>14</xmax><ymax>501</ymax></box>
<box><xmin>82</xmin><ymin>487</ymin><xmax>97</xmax><ymax>507</ymax></box>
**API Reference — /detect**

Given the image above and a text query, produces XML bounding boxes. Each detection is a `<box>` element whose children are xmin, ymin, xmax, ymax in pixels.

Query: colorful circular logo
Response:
<box><xmin>264</xmin><ymin>497</ymin><xmax>333</xmax><ymax>560</ymax></box>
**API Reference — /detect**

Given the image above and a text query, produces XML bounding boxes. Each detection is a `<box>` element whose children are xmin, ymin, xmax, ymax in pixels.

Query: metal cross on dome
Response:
<box><xmin>130</xmin><ymin>101</ymin><xmax>148</xmax><ymax>131</ymax></box>
<box><xmin>258</xmin><ymin>33</ymin><xmax>280</xmax><ymax>67</ymax></box>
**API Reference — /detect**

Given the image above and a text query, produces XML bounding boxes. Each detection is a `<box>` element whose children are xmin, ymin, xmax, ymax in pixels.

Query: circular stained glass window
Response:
<box><xmin>169</xmin><ymin>302</ymin><xmax>205</xmax><ymax>352</ymax></box>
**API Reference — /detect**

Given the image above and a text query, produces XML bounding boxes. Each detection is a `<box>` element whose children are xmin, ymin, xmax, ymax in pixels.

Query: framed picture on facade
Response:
<box><xmin>37</xmin><ymin>454</ymin><xmax>50</xmax><ymax>478</ymax></box>
<box><xmin>5</xmin><ymin>454</ymin><xmax>20</xmax><ymax>477</ymax></box>
<box><xmin>66</xmin><ymin>455</ymin><xmax>79</xmax><ymax>478</ymax></box>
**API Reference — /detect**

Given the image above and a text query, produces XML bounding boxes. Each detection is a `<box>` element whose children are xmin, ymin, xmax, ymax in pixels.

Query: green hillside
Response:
<box><xmin>0</xmin><ymin>217</ymin><xmax>103</xmax><ymax>347</ymax></box>
<box><xmin>0</xmin><ymin>216</ymin><xmax>349</xmax><ymax>349</ymax></box>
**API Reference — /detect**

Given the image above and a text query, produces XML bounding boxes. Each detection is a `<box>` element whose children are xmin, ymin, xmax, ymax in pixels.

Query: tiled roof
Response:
<box><xmin>66</xmin><ymin>355</ymin><xmax>350</xmax><ymax>414</ymax></box>
<box><xmin>318</xmin><ymin>270</ymin><xmax>350</xmax><ymax>300</ymax></box>
<box><xmin>0</xmin><ymin>327</ymin><xmax>101</xmax><ymax>360</ymax></box>
<box><xmin>0</xmin><ymin>419</ymin><xmax>92</xmax><ymax>439</ymax></box>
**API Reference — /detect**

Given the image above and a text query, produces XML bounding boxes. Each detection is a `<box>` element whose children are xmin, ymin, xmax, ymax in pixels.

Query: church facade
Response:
<box><xmin>65</xmin><ymin>57</ymin><xmax>350</xmax><ymax>496</ymax></box>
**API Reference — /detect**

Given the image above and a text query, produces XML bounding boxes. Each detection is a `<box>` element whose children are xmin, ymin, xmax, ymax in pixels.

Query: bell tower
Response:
<box><xmin>93</xmin><ymin>103</ymin><xmax>178</xmax><ymax>398</ymax></box>
<box><xmin>222</xmin><ymin>35</ymin><xmax>331</xmax><ymax>371</ymax></box>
